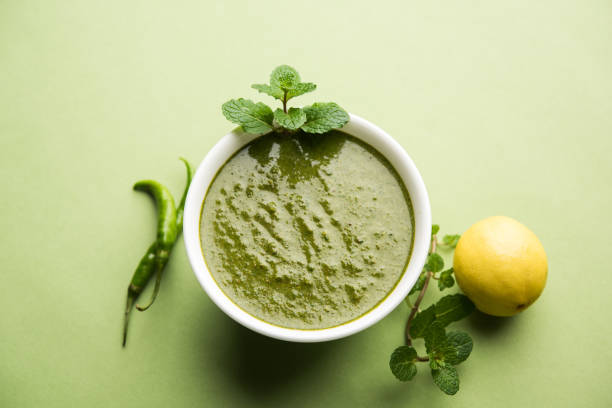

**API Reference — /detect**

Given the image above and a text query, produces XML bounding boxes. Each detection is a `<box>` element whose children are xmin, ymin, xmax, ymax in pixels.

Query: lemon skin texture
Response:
<box><xmin>453</xmin><ymin>216</ymin><xmax>547</xmax><ymax>317</ymax></box>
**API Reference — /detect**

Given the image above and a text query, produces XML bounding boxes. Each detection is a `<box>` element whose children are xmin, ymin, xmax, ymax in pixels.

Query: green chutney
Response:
<box><xmin>200</xmin><ymin>130</ymin><xmax>414</xmax><ymax>329</ymax></box>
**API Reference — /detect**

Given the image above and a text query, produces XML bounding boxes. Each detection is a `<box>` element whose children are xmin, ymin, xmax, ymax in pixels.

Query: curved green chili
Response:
<box><xmin>132</xmin><ymin>180</ymin><xmax>177</xmax><ymax>312</ymax></box>
<box><xmin>122</xmin><ymin>159</ymin><xmax>193</xmax><ymax>346</ymax></box>
<box><xmin>133</xmin><ymin>180</ymin><xmax>178</xmax><ymax>249</ymax></box>
<box><xmin>135</xmin><ymin>159</ymin><xmax>193</xmax><ymax>311</ymax></box>
<box><xmin>123</xmin><ymin>241</ymin><xmax>157</xmax><ymax>346</ymax></box>
<box><xmin>122</xmin><ymin>180</ymin><xmax>177</xmax><ymax>345</ymax></box>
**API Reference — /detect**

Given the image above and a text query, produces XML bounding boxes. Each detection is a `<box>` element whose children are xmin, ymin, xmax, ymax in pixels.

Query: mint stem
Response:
<box><xmin>282</xmin><ymin>91</ymin><xmax>288</xmax><ymax>113</ymax></box>
<box><xmin>405</xmin><ymin>235</ymin><xmax>438</xmax><ymax>346</ymax></box>
<box><xmin>405</xmin><ymin>270</ymin><xmax>432</xmax><ymax>346</ymax></box>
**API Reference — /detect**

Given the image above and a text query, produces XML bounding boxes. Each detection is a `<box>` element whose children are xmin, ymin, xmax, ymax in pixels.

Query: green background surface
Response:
<box><xmin>1</xmin><ymin>1</ymin><xmax>611</xmax><ymax>406</ymax></box>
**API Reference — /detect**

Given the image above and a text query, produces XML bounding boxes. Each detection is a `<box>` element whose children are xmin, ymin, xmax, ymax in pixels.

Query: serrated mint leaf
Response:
<box><xmin>425</xmin><ymin>322</ymin><xmax>461</xmax><ymax>365</ymax></box>
<box><xmin>432</xmin><ymin>224</ymin><xmax>440</xmax><ymax>235</ymax></box>
<box><xmin>411</xmin><ymin>295</ymin><xmax>474</xmax><ymax>339</ymax></box>
<box><xmin>274</xmin><ymin>108</ymin><xmax>306</xmax><ymax>130</ymax></box>
<box><xmin>409</xmin><ymin>271</ymin><xmax>427</xmax><ymax>295</ymax></box>
<box><xmin>389</xmin><ymin>346</ymin><xmax>418</xmax><ymax>381</ymax></box>
<box><xmin>445</xmin><ymin>331</ymin><xmax>473</xmax><ymax>365</ymax></box>
<box><xmin>287</xmin><ymin>82</ymin><xmax>316</xmax><ymax>99</ymax></box>
<box><xmin>251</xmin><ymin>83</ymin><xmax>284</xmax><ymax>100</ymax></box>
<box><xmin>255</xmin><ymin>66</ymin><xmax>315</xmax><ymax>102</ymax></box>
<box><xmin>426</xmin><ymin>253</ymin><xmax>444</xmax><ymax>273</ymax></box>
<box><xmin>301</xmin><ymin>102</ymin><xmax>349</xmax><ymax>134</ymax></box>
<box><xmin>424</xmin><ymin>322</ymin><xmax>447</xmax><ymax>354</ymax></box>
<box><xmin>431</xmin><ymin>365</ymin><xmax>459</xmax><ymax>395</ymax></box>
<box><xmin>442</xmin><ymin>234</ymin><xmax>461</xmax><ymax>248</ymax></box>
<box><xmin>409</xmin><ymin>305</ymin><xmax>435</xmax><ymax>338</ymax></box>
<box><xmin>270</xmin><ymin>65</ymin><xmax>300</xmax><ymax>91</ymax></box>
<box><xmin>434</xmin><ymin>294</ymin><xmax>475</xmax><ymax>327</ymax></box>
<box><xmin>438</xmin><ymin>268</ymin><xmax>455</xmax><ymax>291</ymax></box>
<box><xmin>222</xmin><ymin>98</ymin><xmax>273</xmax><ymax>134</ymax></box>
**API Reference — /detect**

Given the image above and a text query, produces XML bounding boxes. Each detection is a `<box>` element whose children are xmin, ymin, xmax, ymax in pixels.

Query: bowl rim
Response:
<box><xmin>183</xmin><ymin>113</ymin><xmax>431</xmax><ymax>342</ymax></box>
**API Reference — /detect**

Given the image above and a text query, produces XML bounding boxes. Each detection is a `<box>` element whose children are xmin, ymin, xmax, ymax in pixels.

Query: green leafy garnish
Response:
<box><xmin>389</xmin><ymin>346</ymin><xmax>418</xmax><ymax>381</ymax></box>
<box><xmin>225</xmin><ymin>65</ymin><xmax>347</xmax><ymax>135</ymax></box>
<box><xmin>434</xmin><ymin>294</ymin><xmax>475</xmax><ymax>327</ymax></box>
<box><xmin>424</xmin><ymin>322</ymin><xmax>450</xmax><ymax>355</ymax></box>
<box><xmin>301</xmin><ymin>103</ymin><xmax>350</xmax><ymax>134</ymax></box>
<box><xmin>426</xmin><ymin>253</ymin><xmax>444</xmax><ymax>273</ymax></box>
<box><xmin>432</xmin><ymin>365</ymin><xmax>460</xmax><ymax>395</ymax></box>
<box><xmin>251</xmin><ymin>84</ymin><xmax>284</xmax><ymax>100</ymax></box>
<box><xmin>409</xmin><ymin>294</ymin><xmax>474</xmax><ymax>339</ymax></box>
<box><xmin>287</xmin><ymin>82</ymin><xmax>317</xmax><ymax>99</ymax></box>
<box><xmin>274</xmin><ymin>108</ymin><xmax>306</xmax><ymax>130</ymax></box>
<box><xmin>390</xmin><ymin>226</ymin><xmax>475</xmax><ymax>395</ymax></box>
<box><xmin>442</xmin><ymin>234</ymin><xmax>461</xmax><ymax>248</ymax></box>
<box><xmin>438</xmin><ymin>268</ymin><xmax>455</xmax><ymax>291</ymax></box>
<box><xmin>445</xmin><ymin>331</ymin><xmax>473</xmax><ymax>365</ymax></box>
<box><xmin>409</xmin><ymin>305</ymin><xmax>436</xmax><ymax>338</ymax></box>
<box><xmin>270</xmin><ymin>65</ymin><xmax>300</xmax><ymax>90</ymax></box>
<box><xmin>221</xmin><ymin>98</ymin><xmax>273</xmax><ymax>134</ymax></box>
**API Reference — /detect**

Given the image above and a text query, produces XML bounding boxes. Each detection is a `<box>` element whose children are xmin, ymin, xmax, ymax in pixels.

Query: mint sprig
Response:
<box><xmin>390</xmin><ymin>226</ymin><xmax>476</xmax><ymax>395</ymax></box>
<box><xmin>223</xmin><ymin>65</ymin><xmax>348</xmax><ymax>135</ymax></box>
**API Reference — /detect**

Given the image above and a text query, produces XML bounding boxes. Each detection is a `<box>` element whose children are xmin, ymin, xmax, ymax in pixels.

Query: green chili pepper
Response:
<box><xmin>133</xmin><ymin>180</ymin><xmax>178</xmax><ymax>249</ymax></box>
<box><xmin>123</xmin><ymin>242</ymin><xmax>157</xmax><ymax>346</ymax></box>
<box><xmin>122</xmin><ymin>159</ymin><xmax>193</xmax><ymax>346</ymax></box>
<box><xmin>122</xmin><ymin>180</ymin><xmax>176</xmax><ymax>344</ymax></box>
<box><xmin>135</xmin><ymin>159</ymin><xmax>194</xmax><ymax>311</ymax></box>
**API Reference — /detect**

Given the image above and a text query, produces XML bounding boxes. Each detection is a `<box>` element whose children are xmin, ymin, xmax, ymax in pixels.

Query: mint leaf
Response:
<box><xmin>410</xmin><ymin>294</ymin><xmax>474</xmax><ymax>339</ymax></box>
<box><xmin>434</xmin><ymin>294</ymin><xmax>475</xmax><ymax>327</ymax></box>
<box><xmin>274</xmin><ymin>108</ymin><xmax>306</xmax><ymax>130</ymax></box>
<box><xmin>432</xmin><ymin>224</ymin><xmax>440</xmax><ymax>235</ymax></box>
<box><xmin>438</xmin><ymin>268</ymin><xmax>455</xmax><ymax>291</ymax></box>
<box><xmin>409</xmin><ymin>305</ymin><xmax>435</xmax><ymax>338</ymax></box>
<box><xmin>424</xmin><ymin>322</ymin><xmax>447</xmax><ymax>355</ymax></box>
<box><xmin>409</xmin><ymin>271</ymin><xmax>427</xmax><ymax>295</ymax></box>
<box><xmin>425</xmin><ymin>322</ymin><xmax>462</xmax><ymax>366</ymax></box>
<box><xmin>389</xmin><ymin>346</ymin><xmax>418</xmax><ymax>381</ymax></box>
<box><xmin>426</xmin><ymin>253</ymin><xmax>444</xmax><ymax>273</ymax></box>
<box><xmin>431</xmin><ymin>365</ymin><xmax>460</xmax><ymax>395</ymax></box>
<box><xmin>301</xmin><ymin>102</ymin><xmax>349</xmax><ymax>134</ymax></box>
<box><xmin>251</xmin><ymin>84</ymin><xmax>284</xmax><ymax>100</ymax></box>
<box><xmin>445</xmin><ymin>331</ymin><xmax>473</xmax><ymax>365</ymax></box>
<box><xmin>442</xmin><ymin>234</ymin><xmax>461</xmax><ymax>248</ymax></box>
<box><xmin>254</xmin><ymin>66</ymin><xmax>316</xmax><ymax>102</ymax></box>
<box><xmin>222</xmin><ymin>98</ymin><xmax>273</xmax><ymax>134</ymax></box>
<box><xmin>287</xmin><ymin>82</ymin><xmax>316</xmax><ymax>99</ymax></box>
<box><xmin>270</xmin><ymin>65</ymin><xmax>300</xmax><ymax>91</ymax></box>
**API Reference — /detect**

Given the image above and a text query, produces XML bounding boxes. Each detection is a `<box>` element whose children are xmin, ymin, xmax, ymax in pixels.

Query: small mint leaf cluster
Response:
<box><xmin>222</xmin><ymin>65</ymin><xmax>349</xmax><ymax>135</ymax></box>
<box><xmin>389</xmin><ymin>225</ymin><xmax>476</xmax><ymax>395</ymax></box>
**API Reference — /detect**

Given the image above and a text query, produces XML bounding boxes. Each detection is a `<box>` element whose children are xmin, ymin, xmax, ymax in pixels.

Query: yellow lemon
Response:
<box><xmin>453</xmin><ymin>216</ymin><xmax>547</xmax><ymax>316</ymax></box>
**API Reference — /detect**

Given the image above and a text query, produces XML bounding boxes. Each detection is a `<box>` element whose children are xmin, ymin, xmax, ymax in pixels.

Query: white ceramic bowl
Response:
<box><xmin>183</xmin><ymin>113</ymin><xmax>431</xmax><ymax>342</ymax></box>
